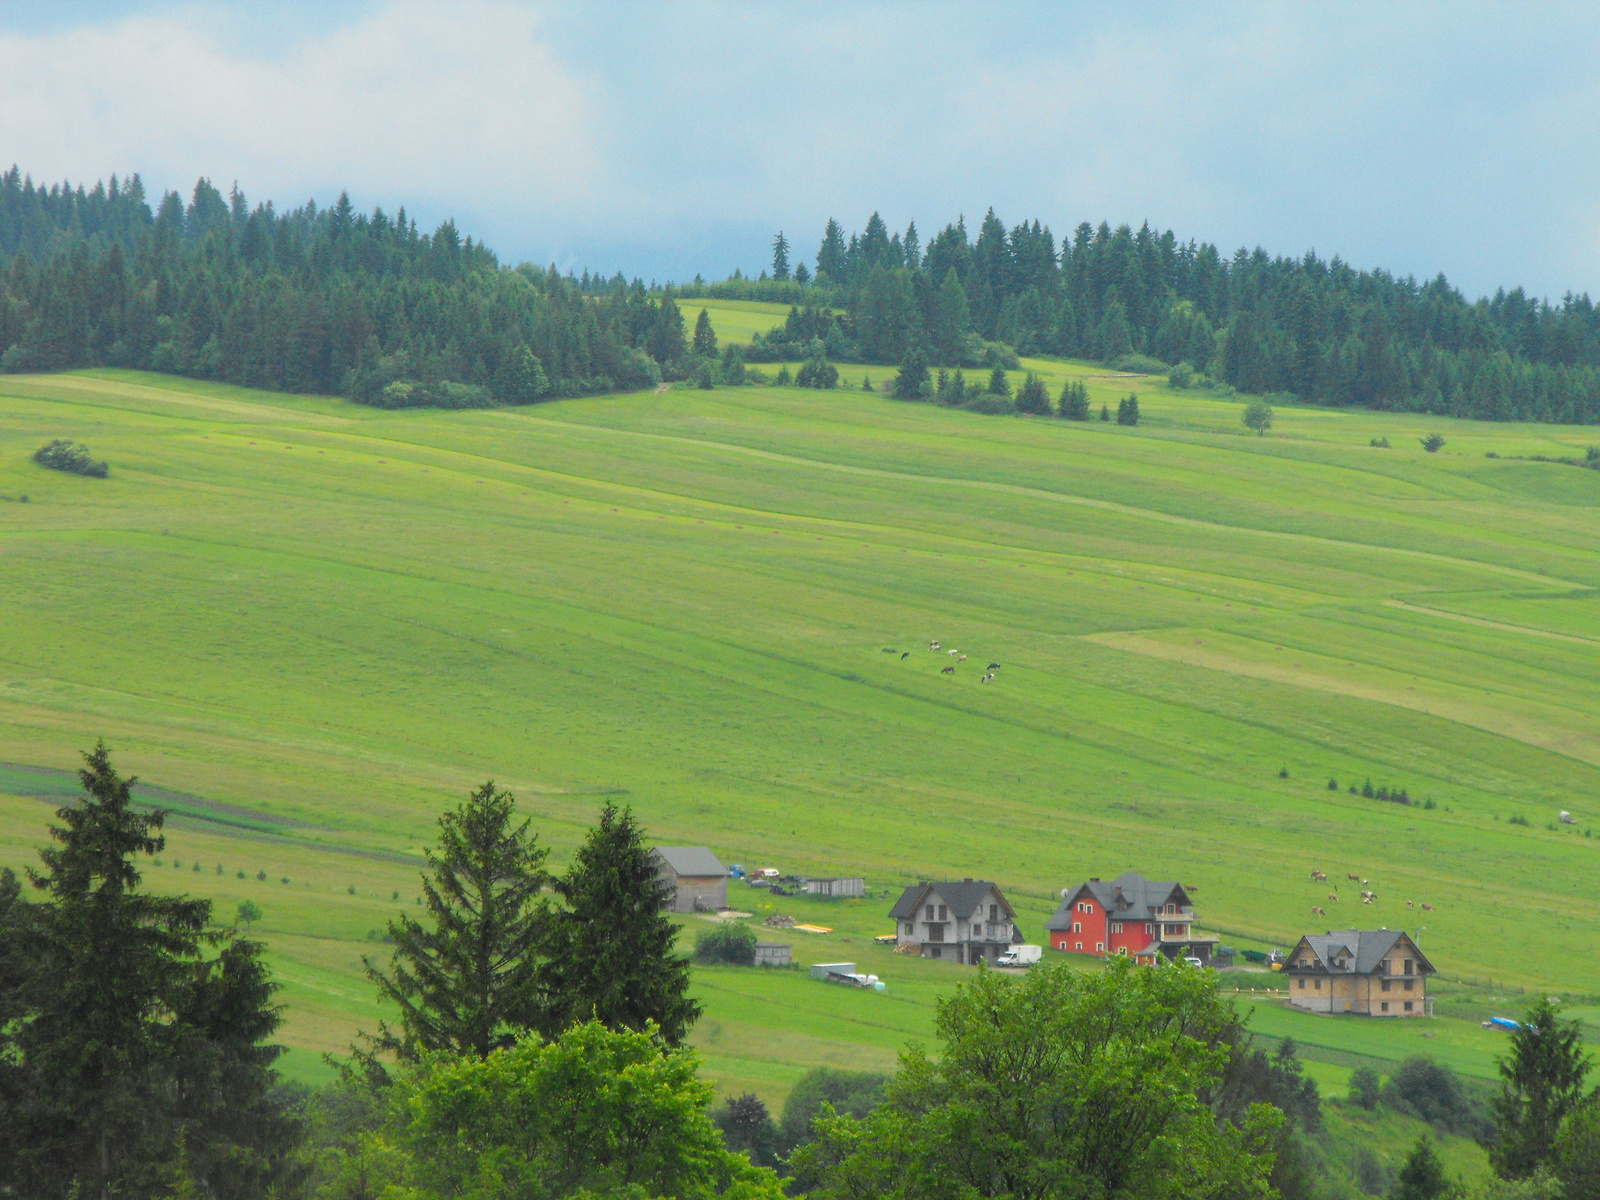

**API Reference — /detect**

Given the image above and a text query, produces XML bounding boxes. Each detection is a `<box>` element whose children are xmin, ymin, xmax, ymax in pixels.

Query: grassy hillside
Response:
<box><xmin>2</xmin><ymin>339</ymin><xmax>1599</xmax><ymax>1098</ymax></box>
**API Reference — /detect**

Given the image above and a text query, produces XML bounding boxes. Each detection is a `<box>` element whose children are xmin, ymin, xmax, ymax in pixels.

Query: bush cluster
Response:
<box><xmin>32</xmin><ymin>439</ymin><xmax>108</xmax><ymax>477</ymax></box>
<box><xmin>694</xmin><ymin>920</ymin><xmax>758</xmax><ymax>966</ymax></box>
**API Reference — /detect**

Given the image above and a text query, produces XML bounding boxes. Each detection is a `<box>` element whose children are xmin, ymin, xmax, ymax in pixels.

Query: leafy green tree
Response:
<box><xmin>714</xmin><ymin>1091</ymin><xmax>782</xmax><ymax>1169</ymax></box>
<box><xmin>379</xmin><ymin>1022</ymin><xmax>784</xmax><ymax>1199</ymax></box>
<box><xmin>1555</xmin><ymin>1100</ymin><xmax>1600</xmax><ymax>1200</ymax></box>
<box><xmin>794</xmin><ymin>958</ymin><xmax>1280</xmax><ymax>1200</ymax></box>
<box><xmin>1243</xmin><ymin>399</ymin><xmax>1273</xmax><ymax>434</ymax></box>
<box><xmin>778</xmin><ymin>1066</ymin><xmax>887</xmax><ymax>1157</ymax></box>
<box><xmin>1015</xmin><ymin>372</ymin><xmax>1050</xmax><ymax>414</ymax></box>
<box><xmin>1492</xmin><ymin>998</ymin><xmax>1593</xmax><ymax>1178</ymax></box>
<box><xmin>692</xmin><ymin>307</ymin><xmax>718</xmax><ymax>357</ymax></box>
<box><xmin>0</xmin><ymin>742</ymin><xmax>296</xmax><ymax>1200</ymax></box>
<box><xmin>772</xmin><ymin>231</ymin><xmax>790</xmax><ymax>281</ymax></box>
<box><xmin>1421</xmin><ymin>433</ymin><xmax>1446</xmax><ymax>452</ymax></box>
<box><xmin>537</xmin><ymin>802</ymin><xmax>700</xmax><ymax>1045</ymax></box>
<box><xmin>894</xmin><ymin>347</ymin><xmax>931</xmax><ymax>400</ymax></box>
<box><xmin>1390</xmin><ymin>1137</ymin><xmax>1459</xmax><ymax>1200</ymax></box>
<box><xmin>365</xmin><ymin>780</ymin><xmax>550</xmax><ymax>1062</ymax></box>
<box><xmin>987</xmin><ymin>365</ymin><xmax>1010</xmax><ymax>398</ymax></box>
<box><xmin>1384</xmin><ymin>1056</ymin><xmax>1492</xmax><ymax>1140</ymax></box>
<box><xmin>1350</xmin><ymin>1064</ymin><xmax>1382</xmax><ymax>1110</ymax></box>
<box><xmin>695</xmin><ymin>921</ymin><xmax>757</xmax><ymax>965</ymax></box>
<box><xmin>234</xmin><ymin>899</ymin><xmax>262</xmax><ymax>931</ymax></box>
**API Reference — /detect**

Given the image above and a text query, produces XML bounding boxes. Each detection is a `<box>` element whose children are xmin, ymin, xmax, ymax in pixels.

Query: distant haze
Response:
<box><xmin>2</xmin><ymin>0</ymin><xmax>1598</xmax><ymax>300</ymax></box>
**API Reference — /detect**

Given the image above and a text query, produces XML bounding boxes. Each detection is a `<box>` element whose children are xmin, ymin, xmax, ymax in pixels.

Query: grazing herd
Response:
<box><xmin>1308</xmin><ymin>868</ymin><xmax>1438</xmax><ymax>916</ymax></box>
<box><xmin>882</xmin><ymin>641</ymin><xmax>1003</xmax><ymax>682</ymax></box>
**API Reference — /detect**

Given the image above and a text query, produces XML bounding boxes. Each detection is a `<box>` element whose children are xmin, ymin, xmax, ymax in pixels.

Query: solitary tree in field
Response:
<box><xmin>1243</xmin><ymin>399</ymin><xmax>1273</xmax><ymax>435</ymax></box>
<box><xmin>692</xmin><ymin>308</ymin><xmax>718</xmax><ymax>357</ymax></box>
<box><xmin>536</xmin><ymin>802</ymin><xmax>699</xmax><ymax>1045</ymax></box>
<box><xmin>1420</xmin><ymin>433</ymin><xmax>1446</xmax><ymax>453</ymax></box>
<box><xmin>771</xmin><ymin>231</ymin><xmax>790</xmax><ymax>282</ymax></box>
<box><xmin>365</xmin><ymin>780</ymin><xmax>550</xmax><ymax>1061</ymax></box>
<box><xmin>234</xmin><ymin>899</ymin><xmax>262</xmax><ymax>931</ymax></box>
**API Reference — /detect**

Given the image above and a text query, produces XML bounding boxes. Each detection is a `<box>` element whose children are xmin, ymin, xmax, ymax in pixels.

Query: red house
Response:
<box><xmin>1045</xmin><ymin>872</ymin><xmax>1218</xmax><ymax>965</ymax></box>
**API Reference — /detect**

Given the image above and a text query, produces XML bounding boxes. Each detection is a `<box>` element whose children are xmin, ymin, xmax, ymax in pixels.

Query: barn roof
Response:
<box><xmin>652</xmin><ymin>846</ymin><xmax>726</xmax><ymax>877</ymax></box>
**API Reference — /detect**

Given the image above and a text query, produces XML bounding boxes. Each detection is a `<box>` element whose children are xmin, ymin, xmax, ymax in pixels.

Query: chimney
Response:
<box><xmin>1090</xmin><ymin>876</ymin><xmax>1100</xmax><ymax>882</ymax></box>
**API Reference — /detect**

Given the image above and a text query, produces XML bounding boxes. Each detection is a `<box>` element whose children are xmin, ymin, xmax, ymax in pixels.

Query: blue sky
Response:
<box><xmin>2</xmin><ymin>1</ymin><xmax>1597</xmax><ymax>300</ymax></box>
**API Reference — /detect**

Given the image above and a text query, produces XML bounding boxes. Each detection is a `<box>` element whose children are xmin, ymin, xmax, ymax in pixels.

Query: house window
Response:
<box><xmin>1111</xmin><ymin>922</ymin><xmax>1122</xmax><ymax>934</ymax></box>
<box><xmin>1381</xmin><ymin>1002</ymin><xmax>1389</xmax><ymax>1012</ymax></box>
<box><xmin>928</xmin><ymin>925</ymin><xmax>944</xmax><ymax>942</ymax></box>
<box><xmin>1314</xmin><ymin>979</ymin><xmax>1322</xmax><ymax>990</ymax></box>
<box><xmin>1404</xmin><ymin>959</ymin><xmax>1413</xmax><ymax>976</ymax></box>
<box><xmin>1072</xmin><ymin>921</ymin><xmax>1082</xmax><ymax>933</ymax></box>
<box><xmin>1381</xmin><ymin>980</ymin><xmax>1391</xmax><ymax>992</ymax></box>
<box><xmin>1095</xmin><ymin>942</ymin><xmax>1105</xmax><ymax>952</ymax></box>
<box><xmin>989</xmin><ymin>904</ymin><xmax>997</xmax><ymax>921</ymax></box>
<box><xmin>1403</xmin><ymin>980</ymin><xmax>1414</xmax><ymax>992</ymax></box>
<box><xmin>1116</xmin><ymin>946</ymin><xmax>1127</xmax><ymax>956</ymax></box>
<box><xmin>938</xmin><ymin>905</ymin><xmax>948</xmax><ymax>920</ymax></box>
<box><xmin>1145</xmin><ymin>923</ymin><xmax>1154</xmax><ymax>934</ymax></box>
<box><xmin>904</xmin><ymin>923</ymin><xmax>913</xmax><ymax>936</ymax></box>
<box><xmin>1075</xmin><ymin>941</ymin><xmax>1083</xmax><ymax>951</ymax></box>
<box><xmin>929</xmin><ymin>946</ymin><xmax>942</xmax><ymax>960</ymax></box>
<box><xmin>1404</xmin><ymin>1001</ymin><xmax>1414</xmax><ymax>1012</ymax></box>
<box><xmin>925</xmin><ymin>904</ymin><xmax>935</xmax><ymax>920</ymax></box>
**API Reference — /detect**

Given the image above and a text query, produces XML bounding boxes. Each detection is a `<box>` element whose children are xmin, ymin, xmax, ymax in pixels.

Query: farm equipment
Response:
<box><xmin>1484</xmin><ymin>1017</ymin><xmax>1522</xmax><ymax>1032</ymax></box>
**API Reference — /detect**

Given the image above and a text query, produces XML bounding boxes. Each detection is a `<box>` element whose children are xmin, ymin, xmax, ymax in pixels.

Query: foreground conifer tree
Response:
<box><xmin>365</xmin><ymin>780</ymin><xmax>550</xmax><ymax>1061</ymax></box>
<box><xmin>536</xmin><ymin>802</ymin><xmax>700</xmax><ymax>1044</ymax></box>
<box><xmin>0</xmin><ymin>741</ymin><xmax>296</xmax><ymax>1200</ymax></box>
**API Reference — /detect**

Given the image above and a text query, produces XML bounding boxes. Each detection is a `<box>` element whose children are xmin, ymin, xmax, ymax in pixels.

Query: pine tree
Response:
<box><xmin>536</xmin><ymin>803</ymin><xmax>700</xmax><ymax>1045</ymax></box>
<box><xmin>771</xmin><ymin>232</ymin><xmax>790</xmax><ymax>282</ymax></box>
<box><xmin>794</xmin><ymin>260</ymin><xmax>811</xmax><ymax>285</ymax></box>
<box><xmin>894</xmin><ymin>346</ymin><xmax>931</xmax><ymax>400</ymax></box>
<box><xmin>692</xmin><ymin>308</ymin><xmax>718</xmax><ymax>357</ymax></box>
<box><xmin>1491</xmin><ymin>998</ymin><xmax>1593</xmax><ymax>1178</ymax></box>
<box><xmin>1</xmin><ymin>742</ymin><xmax>294</xmax><ymax>1200</ymax></box>
<box><xmin>987</xmin><ymin>366</ymin><xmax>1010</xmax><ymax>398</ymax></box>
<box><xmin>816</xmin><ymin>218</ymin><xmax>846</xmax><ymax>284</ymax></box>
<box><xmin>365</xmin><ymin>781</ymin><xmax>550</xmax><ymax>1061</ymax></box>
<box><xmin>1100</xmin><ymin>403</ymin><xmax>1111</xmax><ymax>421</ymax></box>
<box><xmin>1016</xmin><ymin>372</ymin><xmax>1050</xmax><ymax>414</ymax></box>
<box><xmin>862</xmin><ymin>374</ymin><xmax>874</xmax><ymax>392</ymax></box>
<box><xmin>1391</xmin><ymin>1138</ymin><xmax>1458</xmax><ymax>1200</ymax></box>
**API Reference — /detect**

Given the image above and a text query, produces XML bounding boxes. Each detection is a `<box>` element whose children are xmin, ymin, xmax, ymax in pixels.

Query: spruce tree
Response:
<box><xmin>1</xmin><ymin>742</ymin><xmax>294</xmax><ymax>1200</ymax></box>
<box><xmin>692</xmin><ymin>307</ymin><xmax>718</xmax><ymax>357</ymax></box>
<box><xmin>794</xmin><ymin>260</ymin><xmax>811</xmax><ymax>285</ymax></box>
<box><xmin>987</xmin><ymin>366</ymin><xmax>1010</xmax><ymax>398</ymax></box>
<box><xmin>771</xmin><ymin>231</ymin><xmax>790</xmax><ymax>281</ymax></box>
<box><xmin>536</xmin><ymin>803</ymin><xmax>699</xmax><ymax>1045</ymax></box>
<box><xmin>1491</xmin><ymin>998</ymin><xmax>1593</xmax><ymax>1178</ymax></box>
<box><xmin>1016</xmin><ymin>372</ymin><xmax>1049</xmax><ymax>414</ymax></box>
<box><xmin>365</xmin><ymin>781</ymin><xmax>550</xmax><ymax>1061</ymax></box>
<box><xmin>1100</xmin><ymin>403</ymin><xmax>1111</xmax><ymax>421</ymax></box>
<box><xmin>1391</xmin><ymin>1138</ymin><xmax>1457</xmax><ymax>1200</ymax></box>
<box><xmin>894</xmin><ymin>347</ymin><xmax>931</xmax><ymax>400</ymax></box>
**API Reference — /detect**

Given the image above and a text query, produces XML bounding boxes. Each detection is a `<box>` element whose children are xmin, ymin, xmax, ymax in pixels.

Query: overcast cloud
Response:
<box><xmin>1</xmin><ymin>0</ymin><xmax>1597</xmax><ymax>299</ymax></box>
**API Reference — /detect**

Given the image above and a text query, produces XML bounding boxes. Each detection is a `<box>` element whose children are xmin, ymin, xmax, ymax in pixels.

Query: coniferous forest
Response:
<box><xmin>6</xmin><ymin>167</ymin><xmax>1600</xmax><ymax>421</ymax></box>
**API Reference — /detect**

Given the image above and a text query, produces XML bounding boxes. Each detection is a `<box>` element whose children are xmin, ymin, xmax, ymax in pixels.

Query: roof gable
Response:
<box><xmin>652</xmin><ymin>846</ymin><xmax>726</xmax><ymax>877</ymax></box>
<box><xmin>892</xmin><ymin>881</ymin><xmax>1010</xmax><ymax>921</ymax></box>
<box><xmin>1286</xmin><ymin>929</ymin><xmax>1431</xmax><ymax>975</ymax></box>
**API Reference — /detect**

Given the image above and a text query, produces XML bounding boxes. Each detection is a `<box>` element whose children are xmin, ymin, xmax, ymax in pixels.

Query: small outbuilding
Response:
<box><xmin>652</xmin><ymin>846</ymin><xmax>728</xmax><ymax>913</ymax></box>
<box><xmin>804</xmin><ymin>877</ymin><xmax>866</xmax><ymax>898</ymax></box>
<box><xmin>754</xmin><ymin>942</ymin><xmax>792</xmax><ymax>967</ymax></box>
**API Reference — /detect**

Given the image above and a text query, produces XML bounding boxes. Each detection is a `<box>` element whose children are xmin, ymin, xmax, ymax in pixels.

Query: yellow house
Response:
<box><xmin>1282</xmin><ymin>929</ymin><xmax>1434</xmax><ymax>1017</ymax></box>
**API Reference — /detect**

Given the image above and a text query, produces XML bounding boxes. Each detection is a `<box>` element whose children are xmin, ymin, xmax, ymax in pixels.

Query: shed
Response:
<box><xmin>810</xmin><ymin>962</ymin><xmax>855</xmax><ymax>980</ymax></box>
<box><xmin>754</xmin><ymin>942</ymin><xmax>792</xmax><ymax>967</ymax></box>
<box><xmin>652</xmin><ymin>846</ymin><xmax>728</xmax><ymax>913</ymax></box>
<box><xmin>804</xmin><ymin>877</ymin><xmax>866</xmax><ymax>898</ymax></box>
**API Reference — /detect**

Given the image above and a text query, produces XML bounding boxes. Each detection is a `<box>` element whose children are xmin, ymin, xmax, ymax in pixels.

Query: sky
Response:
<box><xmin>1</xmin><ymin>0</ymin><xmax>1597</xmax><ymax>300</ymax></box>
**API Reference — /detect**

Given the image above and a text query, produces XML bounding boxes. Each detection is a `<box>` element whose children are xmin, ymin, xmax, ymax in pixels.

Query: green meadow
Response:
<box><xmin>2</xmin><ymin>305</ymin><xmax>1599</xmax><ymax>1111</ymax></box>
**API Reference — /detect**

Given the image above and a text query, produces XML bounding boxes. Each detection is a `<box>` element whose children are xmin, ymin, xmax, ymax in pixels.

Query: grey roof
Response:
<box><xmin>1046</xmin><ymin>872</ymin><xmax>1192</xmax><ymax>931</ymax></box>
<box><xmin>1285</xmin><ymin>930</ymin><xmax>1434</xmax><ymax>976</ymax></box>
<box><xmin>889</xmin><ymin>880</ymin><xmax>1012</xmax><ymax>921</ymax></box>
<box><xmin>652</xmin><ymin>846</ymin><xmax>726</xmax><ymax>878</ymax></box>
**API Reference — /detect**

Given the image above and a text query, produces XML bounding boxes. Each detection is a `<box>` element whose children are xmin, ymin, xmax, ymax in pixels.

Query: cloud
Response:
<box><xmin>0</xmin><ymin>2</ymin><xmax>603</xmax><ymax>234</ymax></box>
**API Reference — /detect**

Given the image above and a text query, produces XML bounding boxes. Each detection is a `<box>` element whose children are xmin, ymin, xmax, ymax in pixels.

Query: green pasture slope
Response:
<box><xmin>3</xmin><ymin>318</ymin><xmax>1600</xmax><ymax>1112</ymax></box>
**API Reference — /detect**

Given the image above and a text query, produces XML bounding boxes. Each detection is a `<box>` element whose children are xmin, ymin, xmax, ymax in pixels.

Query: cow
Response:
<box><xmin>988</xmin><ymin>662</ymin><xmax>1001</xmax><ymax>670</ymax></box>
<box><xmin>1421</xmin><ymin>903</ymin><xmax>1435</xmax><ymax>912</ymax></box>
<box><xmin>1406</xmin><ymin>900</ymin><xmax>1414</xmax><ymax>908</ymax></box>
<box><xmin>1312</xmin><ymin>906</ymin><xmax>1325</xmax><ymax>916</ymax></box>
<box><xmin>901</xmin><ymin>652</ymin><xmax>909</xmax><ymax>660</ymax></box>
<box><xmin>958</xmin><ymin>654</ymin><xmax>967</xmax><ymax>662</ymax></box>
<box><xmin>1347</xmin><ymin>873</ymin><xmax>1361</xmax><ymax>882</ymax></box>
<box><xmin>1362</xmin><ymin>896</ymin><xmax>1374</xmax><ymax>905</ymax></box>
<box><xmin>941</xmin><ymin>666</ymin><xmax>955</xmax><ymax>674</ymax></box>
<box><xmin>982</xmin><ymin>673</ymin><xmax>995</xmax><ymax>682</ymax></box>
<box><xmin>1310</xmin><ymin>870</ymin><xmax>1327</xmax><ymax>882</ymax></box>
<box><xmin>1328</xmin><ymin>893</ymin><xmax>1339</xmax><ymax>902</ymax></box>
<box><xmin>948</xmin><ymin>649</ymin><xmax>959</xmax><ymax>657</ymax></box>
<box><xmin>930</xmin><ymin>641</ymin><xmax>941</xmax><ymax>650</ymax></box>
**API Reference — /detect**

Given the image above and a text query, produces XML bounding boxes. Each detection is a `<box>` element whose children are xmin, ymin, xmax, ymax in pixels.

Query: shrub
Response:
<box><xmin>1371</xmin><ymin>436</ymin><xmax>1391</xmax><ymax>447</ymax></box>
<box><xmin>1168</xmin><ymin>361</ymin><xmax>1196</xmax><ymax>389</ymax></box>
<box><xmin>1382</xmin><ymin>1056</ymin><xmax>1492</xmax><ymax>1140</ymax></box>
<box><xmin>32</xmin><ymin>440</ymin><xmax>108</xmax><ymax>478</ymax></box>
<box><xmin>1111</xmin><ymin>353</ymin><xmax>1170</xmax><ymax>375</ymax></box>
<box><xmin>1353</xmin><ymin>1145</ymin><xmax>1387</xmax><ymax>1195</ymax></box>
<box><xmin>1420</xmin><ymin>433</ymin><xmax>1446</xmax><ymax>453</ymax></box>
<box><xmin>1348</xmin><ymin>1065</ymin><xmax>1382</xmax><ymax>1110</ymax></box>
<box><xmin>695</xmin><ymin>921</ymin><xmax>757</xmax><ymax>966</ymax></box>
<box><xmin>777</xmin><ymin>1066</ymin><xmax>889</xmax><ymax>1156</ymax></box>
<box><xmin>1509</xmin><ymin>814</ymin><xmax>1530</xmax><ymax>826</ymax></box>
<box><xmin>796</xmin><ymin>356</ymin><xmax>838</xmax><ymax>389</ymax></box>
<box><xmin>962</xmin><ymin>393</ymin><xmax>1015</xmax><ymax>415</ymax></box>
